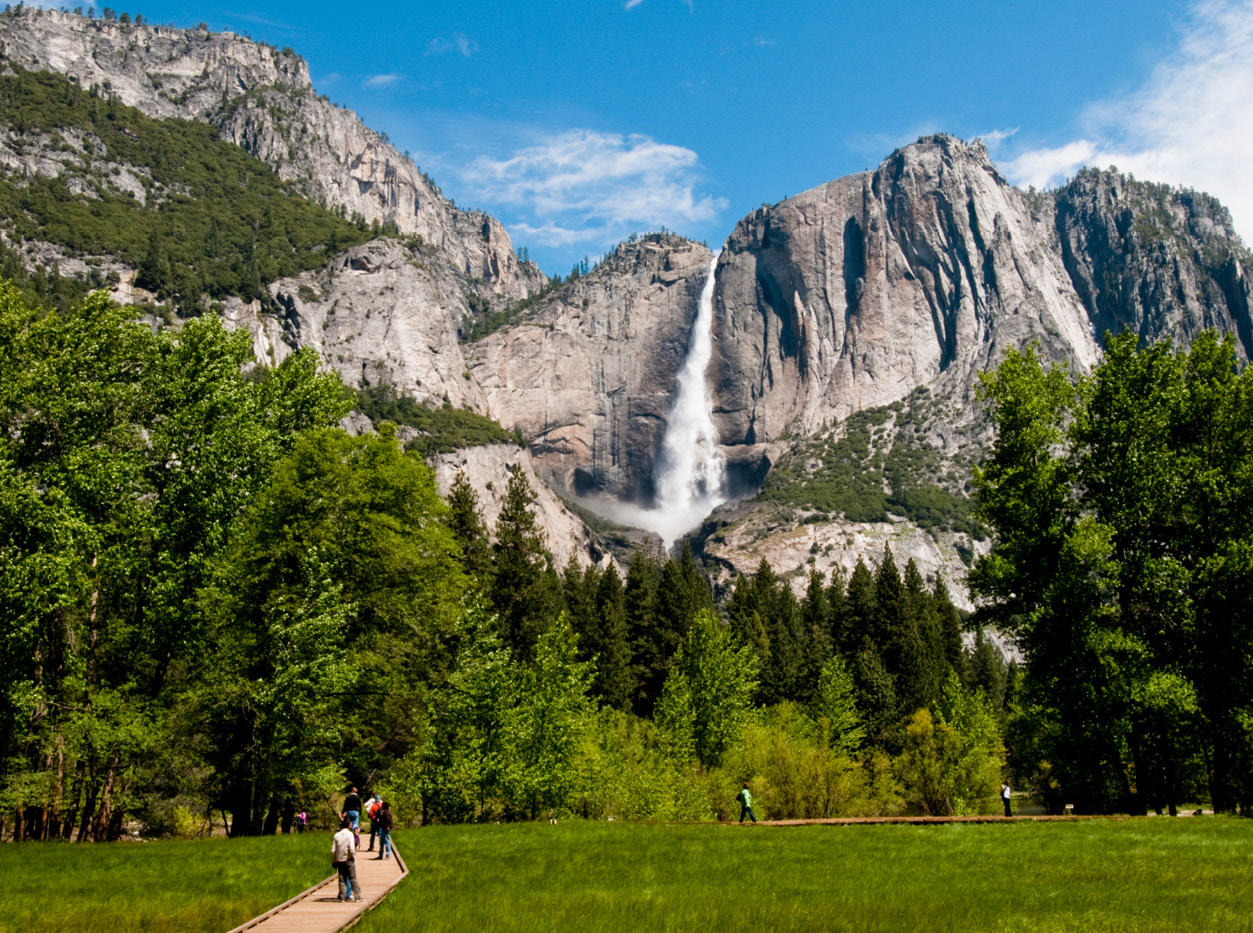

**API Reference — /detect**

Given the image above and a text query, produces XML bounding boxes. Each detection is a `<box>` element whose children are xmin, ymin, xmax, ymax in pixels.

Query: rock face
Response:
<box><xmin>0</xmin><ymin>6</ymin><xmax>544</xmax><ymax>300</ymax></box>
<box><xmin>710</xmin><ymin>136</ymin><xmax>1101</xmax><ymax>451</ymax></box>
<box><xmin>1051</xmin><ymin>169</ymin><xmax>1253</xmax><ymax>357</ymax></box>
<box><xmin>224</xmin><ymin>238</ymin><xmax>486</xmax><ymax>409</ymax></box>
<box><xmin>468</xmin><ymin>235</ymin><xmax>715</xmax><ymax>499</ymax></box>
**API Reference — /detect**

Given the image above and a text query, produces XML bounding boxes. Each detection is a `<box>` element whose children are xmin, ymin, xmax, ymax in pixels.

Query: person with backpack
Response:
<box><xmin>331</xmin><ymin>818</ymin><xmax>360</xmax><ymax>902</ymax></box>
<box><xmin>374</xmin><ymin>801</ymin><xmax>395</xmax><ymax>860</ymax></box>
<box><xmin>738</xmin><ymin>783</ymin><xmax>758</xmax><ymax>823</ymax></box>
<box><xmin>366</xmin><ymin>794</ymin><xmax>382</xmax><ymax>851</ymax></box>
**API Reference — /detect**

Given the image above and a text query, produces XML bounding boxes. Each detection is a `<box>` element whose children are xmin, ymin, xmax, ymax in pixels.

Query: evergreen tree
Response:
<box><xmin>445</xmin><ymin>470</ymin><xmax>492</xmax><ymax>586</ymax></box>
<box><xmin>934</xmin><ymin>574</ymin><xmax>968</xmax><ymax>681</ymax></box>
<box><xmin>490</xmin><ymin>466</ymin><xmax>563</xmax><ymax>661</ymax></box>
<box><xmin>826</xmin><ymin>565</ymin><xmax>848</xmax><ymax>655</ymax></box>
<box><xmin>799</xmin><ymin>568</ymin><xmax>835</xmax><ymax>704</ymax></box>
<box><xmin>563</xmin><ymin>562</ymin><xmax>601</xmax><ymax>663</ymax></box>
<box><xmin>842</xmin><ymin>558</ymin><xmax>877</xmax><ymax>657</ymax></box>
<box><xmin>872</xmin><ymin>546</ymin><xmax>906</xmax><ymax>660</ymax></box>
<box><xmin>970</xmin><ymin>628</ymin><xmax>1008</xmax><ymax>714</ymax></box>
<box><xmin>593</xmin><ymin>564</ymin><xmax>633</xmax><ymax>711</ymax></box>
<box><xmin>625</xmin><ymin>548</ymin><xmax>664</xmax><ymax>715</ymax></box>
<box><xmin>900</xmin><ymin>558</ymin><xmax>946</xmax><ymax>712</ymax></box>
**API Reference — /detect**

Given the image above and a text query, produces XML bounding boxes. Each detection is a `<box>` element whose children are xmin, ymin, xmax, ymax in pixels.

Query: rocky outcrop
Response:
<box><xmin>222</xmin><ymin>238</ymin><xmax>486</xmax><ymax>409</ymax></box>
<box><xmin>468</xmin><ymin>234</ymin><xmax>715</xmax><ymax>499</ymax></box>
<box><xmin>699</xmin><ymin>506</ymin><xmax>985</xmax><ymax>609</ymax></box>
<box><xmin>428</xmin><ymin>444</ymin><xmax>606</xmax><ymax>571</ymax></box>
<box><xmin>710</xmin><ymin>135</ymin><xmax>1100</xmax><ymax>450</ymax></box>
<box><xmin>1051</xmin><ymin>169</ymin><xmax>1253</xmax><ymax>357</ymax></box>
<box><xmin>0</xmin><ymin>6</ymin><xmax>544</xmax><ymax>300</ymax></box>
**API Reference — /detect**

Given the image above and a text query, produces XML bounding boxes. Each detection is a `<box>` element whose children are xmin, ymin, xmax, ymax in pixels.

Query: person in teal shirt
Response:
<box><xmin>738</xmin><ymin>783</ymin><xmax>757</xmax><ymax>823</ymax></box>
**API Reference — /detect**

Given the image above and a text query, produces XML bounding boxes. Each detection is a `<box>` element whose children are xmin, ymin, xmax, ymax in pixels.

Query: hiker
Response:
<box><xmin>738</xmin><ymin>782</ymin><xmax>758</xmax><ymax>824</ymax></box>
<box><xmin>343</xmin><ymin>786</ymin><xmax>362</xmax><ymax>849</ymax></box>
<box><xmin>1001</xmin><ymin>781</ymin><xmax>1012</xmax><ymax>817</ymax></box>
<box><xmin>332</xmin><ymin>818</ymin><xmax>360</xmax><ymax>903</ymax></box>
<box><xmin>295</xmin><ymin>810</ymin><xmax>307</xmax><ymax>834</ymax></box>
<box><xmin>375</xmin><ymin>801</ymin><xmax>394</xmax><ymax>860</ymax></box>
<box><xmin>366</xmin><ymin>794</ymin><xmax>382</xmax><ymax>851</ymax></box>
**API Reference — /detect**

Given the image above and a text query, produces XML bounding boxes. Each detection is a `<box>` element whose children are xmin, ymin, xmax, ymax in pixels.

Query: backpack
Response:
<box><xmin>368</xmin><ymin>799</ymin><xmax>381</xmax><ymax>820</ymax></box>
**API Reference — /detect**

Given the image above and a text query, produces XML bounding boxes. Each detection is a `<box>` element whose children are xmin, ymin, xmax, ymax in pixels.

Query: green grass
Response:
<box><xmin>365</xmin><ymin>819</ymin><xmax>1253</xmax><ymax>932</ymax></box>
<box><xmin>0</xmin><ymin>832</ymin><xmax>329</xmax><ymax>933</ymax></box>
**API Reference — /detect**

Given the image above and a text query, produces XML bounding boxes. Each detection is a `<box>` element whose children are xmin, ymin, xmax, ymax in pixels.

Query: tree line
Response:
<box><xmin>0</xmin><ymin>283</ymin><xmax>1014</xmax><ymax>839</ymax></box>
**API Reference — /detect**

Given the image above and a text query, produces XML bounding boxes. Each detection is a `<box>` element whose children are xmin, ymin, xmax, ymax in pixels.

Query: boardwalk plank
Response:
<box><xmin>227</xmin><ymin>841</ymin><xmax>407</xmax><ymax>933</ymax></box>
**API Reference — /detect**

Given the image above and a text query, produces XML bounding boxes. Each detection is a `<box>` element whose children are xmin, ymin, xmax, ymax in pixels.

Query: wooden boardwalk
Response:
<box><xmin>758</xmin><ymin>814</ymin><xmax>1135</xmax><ymax>826</ymax></box>
<box><xmin>226</xmin><ymin>842</ymin><xmax>408</xmax><ymax>933</ymax></box>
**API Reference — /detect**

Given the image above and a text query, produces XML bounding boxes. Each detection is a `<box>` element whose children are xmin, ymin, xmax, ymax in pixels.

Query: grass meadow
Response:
<box><xmin>366</xmin><ymin>818</ymin><xmax>1253</xmax><ymax>933</ymax></box>
<box><xmin>0</xmin><ymin>831</ymin><xmax>328</xmax><ymax>933</ymax></box>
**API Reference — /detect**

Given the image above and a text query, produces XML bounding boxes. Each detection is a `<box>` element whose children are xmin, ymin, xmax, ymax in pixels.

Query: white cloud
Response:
<box><xmin>362</xmin><ymin>73</ymin><xmax>402</xmax><ymax>88</ymax></box>
<box><xmin>461</xmin><ymin>129</ymin><xmax>726</xmax><ymax>247</ymax></box>
<box><xmin>426</xmin><ymin>35</ymin><xmax>478</xmax><ymax>57</ymax></box>
<box><xmin>1000</xmin><ymin>0</ymin><xmax>1253</xmax><ymax>242</ymax></box>
<box><xmin>625</xmin><ymin>0</ymin><xmax>647</xmax><ymax>7</ymax></box>
<box><xmin>975</xmin><ymin>127</ymin><xmax>1019</xmax><ymax>152</ymax></box>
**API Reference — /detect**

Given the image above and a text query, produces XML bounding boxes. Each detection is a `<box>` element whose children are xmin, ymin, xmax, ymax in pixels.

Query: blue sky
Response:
<box><xmin>59</xmin><ymin>0</ymin><xmax>1253</xmax><ymax>273</ymax></box>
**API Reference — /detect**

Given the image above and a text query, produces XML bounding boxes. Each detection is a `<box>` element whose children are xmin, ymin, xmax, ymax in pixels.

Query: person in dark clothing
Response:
<box><xmin>1001</xmin><ymin>781</ymin><xmax>1012</xmax><ymax>818</ymax></box>
<box><xmin>343</xmin><ymin>786</ymin><xmax>362</xmax><ymax>848</ymax></box>
<box><xmin>374</xmin><ymin>801</ymin><xmax>395</xmax><ymax>859</ymax></box>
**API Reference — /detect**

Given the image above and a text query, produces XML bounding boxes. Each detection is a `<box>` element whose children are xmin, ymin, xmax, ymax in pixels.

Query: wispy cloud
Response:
<box><xmin>460</xmin><ymin>129</ymin><xmax>726</xmax><ymax>247</ymax></box>
<box><xmin>976</xmin><ymin>127</ymin><xmax>1019</xmax><ymax>151</ymax></box>
<box><xmin>362</xmin><ymin>73</ymin><xmax>403</xmax><ymax>89</ymax></box>
<box><xmin>426</xmin><ymin>34</ymin><xmax>478</xmax><ymax>57</ymax></box>
<box><xmin>625</xmin><ymin>0</ymin><xmax>694</xmax><ymax>10</ymax></box>
<box><xmin>999</xmin><ymin>0</ymin><xmax>1253</xmax><ymax>241</ymax></box>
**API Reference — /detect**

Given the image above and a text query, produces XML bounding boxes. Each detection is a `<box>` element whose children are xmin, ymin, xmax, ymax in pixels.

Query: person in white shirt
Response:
<box><xmin>1001</xmin><ymin>781</ymin><xmax>1012</xmax><ymax>818</ymax></box>
<box><xmin>331</xmin><ymin>819</ymin><xmax>360</xmax><ymax>902</ymax></box>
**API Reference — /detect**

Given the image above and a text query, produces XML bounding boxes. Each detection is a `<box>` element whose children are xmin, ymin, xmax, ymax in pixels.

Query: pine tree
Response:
<box><xmin>934</xmin><ymin>574</ymin><xmax>968</xmax><ymax>681</ymax></box>
<box><xmin>899</xmin><ymin>558</ymin><xmax>946</xmax><ymax>712</ymax></box>
<box><xmin>490</xmin><ymin>466</ymin><xmax>563</xmax><ymax>661</ymax></box>
<box><xmin>446</xmin><ymin>470</ymin><xmax>492</xmax><ymax>586</ymax></box>
<box><xmin>799</xmin><ymin>568</ymin><xmax>834</xmax><ymax>705</ymax></box>
<box><xmin>625</xmin><ymin>549</ymin><xmax>664</xmax><ymax>715</ymax></box>
<box><xmin>594</xmin><ymin>565</ymin><xmax>633</xmax><ymax>711</ymax></box>
<box><xmin>970</xmin><ymin>628</ymin><xmax>1008</xmax><ymax>714</ymax></box>
<box><xmin>826</xmin><ymin>565</ymin><xmax>848</xmax><ymax>655</ymax></box>
<box><xmin>746</xmin><ymin>558</ymin><xmax>805</xmax><ymax>705</ymax></box>
<box><xmin>842</xmin><ymin>558</ymin><xmax>877</xmax><ymax>657</ymax></box>
<box><xmin>563</xmin><ymin>562</ymin><xmax>601</xmax><ymax>662</ymax></box>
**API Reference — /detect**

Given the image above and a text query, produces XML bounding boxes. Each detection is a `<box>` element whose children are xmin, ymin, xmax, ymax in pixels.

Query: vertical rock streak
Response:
<box><xmin>651</xmin><ymin>255</ymin><xmax>727</xmax><ymax>545</ymax></box>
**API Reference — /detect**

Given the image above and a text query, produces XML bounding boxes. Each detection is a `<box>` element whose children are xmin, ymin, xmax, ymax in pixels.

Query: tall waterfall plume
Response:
<box><xmin>642</xmin><ymin>254</ymin><xmax>728</xmax><ymax>547</ymax></box>
<box><xmin>577</xmin><ymin>254</ymin><xmax>728</xmax><ymax>548</ymax></box>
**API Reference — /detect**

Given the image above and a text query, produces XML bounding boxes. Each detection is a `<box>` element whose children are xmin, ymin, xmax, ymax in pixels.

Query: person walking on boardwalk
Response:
<box><xmin>366</xmin><ymin>794</ymin><xmax>382</xmax><ymax>851</ymax></box>
<box><xmin>374</xmin><ymin>801</ymin><xmax>394</xmax><ymax>860</ymax></box>
<box><xmin>343</xmin><ymin>786</ymin><xmax>362</xmax><ymax>849</ymax></box>
<box><xmin>738</xmin><ymin>783</ymin><xmax>758</xmax><ymax>823</ymax></box>
<box><xmin>1001</xmin><ymin>781</ymin><xmax>1012</xmax><ymax>818</ymax></box>
<box><xmin>332</xmin><ymin>818</ymin><xmax>360</xmax><ymax>902</ymax></box>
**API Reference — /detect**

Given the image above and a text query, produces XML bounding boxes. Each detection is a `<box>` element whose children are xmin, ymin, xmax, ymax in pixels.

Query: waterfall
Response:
<box><xmin>644</xmin><ymin>254</ymin><xmax>728</xmax><ymax>546</ymax></box>
<box><xmin>577</xmin><ymin>254</ymin><xmax>728</xmax><ymax>549</ymax></box>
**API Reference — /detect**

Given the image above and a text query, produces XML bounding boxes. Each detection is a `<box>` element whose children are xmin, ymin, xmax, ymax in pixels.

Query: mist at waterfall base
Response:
<box><xmin>581</xmin><ymin>256</ymin><xmax>730</xmax><ymax>550</ymax></box>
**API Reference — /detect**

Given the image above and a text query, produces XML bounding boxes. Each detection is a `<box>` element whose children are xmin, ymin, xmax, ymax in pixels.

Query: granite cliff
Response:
<box><xmin>0</xmin><ymin>6</ymin><xmax>543</xmax><ymax>299</ymax></box>
<box><xmin>3</xmin><ymin>7</ymin><xmax>1252</xmax><ymax>597</ymax></box>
